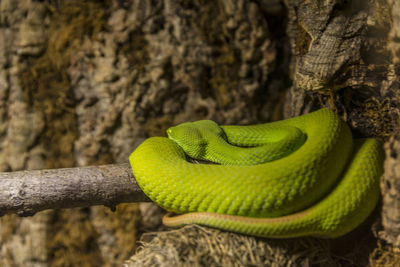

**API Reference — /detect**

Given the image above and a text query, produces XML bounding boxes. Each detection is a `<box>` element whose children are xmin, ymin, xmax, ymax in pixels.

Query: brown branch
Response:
<box><xmin>0</xmin><ymin>163</ymin><xmax>151</xmax><ymax>217</ymax></box>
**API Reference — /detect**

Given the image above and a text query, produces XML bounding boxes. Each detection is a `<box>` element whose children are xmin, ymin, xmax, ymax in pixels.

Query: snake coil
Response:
<box><xmin>129</xmin><ymin>108</ymin><xmax>384</xmax><ymax>238</ymax></box>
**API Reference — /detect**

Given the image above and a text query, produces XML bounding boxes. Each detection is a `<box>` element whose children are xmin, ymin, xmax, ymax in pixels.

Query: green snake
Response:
<box><xmin>129</xmin><ymin>108</ymin><xmax>384</xmax><ymax>238</ymax></box>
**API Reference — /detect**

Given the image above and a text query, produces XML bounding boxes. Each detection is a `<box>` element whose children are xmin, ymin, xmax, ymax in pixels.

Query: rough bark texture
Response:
<box><xmin>0</xmin><ymin>0</ymin><xmax>398</xmax><ymax>266</ymax></box>
<box><xmin>381</xmin><ymin>136</ymin><xmax>400</xmax><ymax>248</ymax></box>
<box><xmin>0</xmin><ymin>0</ymin><xmax>280</xmax><ymax>266</ymax></box>
<box><xmin>378</xmin><ymin>1</ymin><xmax>400</xmax><ymax>262</ymax></box>
<box><xmin>0</xmin><ymin>164</ymin><xmax>150</xmax><ymax>217</ymax></box>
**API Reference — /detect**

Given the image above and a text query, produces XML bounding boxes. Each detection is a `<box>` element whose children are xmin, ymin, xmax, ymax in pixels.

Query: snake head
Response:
<box><xmin>167</xmin><ymin>120</ymin><xmax>224</xmax><ymax>160</ymax></box>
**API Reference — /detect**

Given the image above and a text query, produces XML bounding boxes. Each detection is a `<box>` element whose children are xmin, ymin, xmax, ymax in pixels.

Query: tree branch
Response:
<box><xmin>0</xmin><ymin>163</ymin><xmax>151</xmax><ymax>217</ymax></box>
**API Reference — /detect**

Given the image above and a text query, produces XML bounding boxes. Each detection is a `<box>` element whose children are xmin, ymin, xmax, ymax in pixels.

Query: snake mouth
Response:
<box><xmin>166</xmin><ymin>127</ymin><xmax>179</xmax><ymax>144</ymax></box>
<box><xmin>166</xmin><ymin>128</ymin><xmax>173</xmax><ymax>136</ymax></box>
<box><xmin>166</xmin><ymin>132</ymin><xmax>182</xmax><ymax>149</ymax></box>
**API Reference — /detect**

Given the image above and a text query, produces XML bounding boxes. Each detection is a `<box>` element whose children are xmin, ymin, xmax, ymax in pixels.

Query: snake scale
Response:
<box><xmin>129</xmin><ymin>108</ymin><xmax>384</xmax><ymax>238</ymax></box>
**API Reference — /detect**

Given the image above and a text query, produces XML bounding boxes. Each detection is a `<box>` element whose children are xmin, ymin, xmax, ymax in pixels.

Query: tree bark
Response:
<box><xmin>0</xmin><ymin>164</ymin><xmax>149</xmax><ymax>217</ymax></box>
<box><xmin>0</xmin><ymin>0</ymin><xmax>398</xmax><ymax>266</ymax></box>
<box><xmin>0</xmin><ymin>0</ymin><xmax>279</xmax><ymax>265</ymax></box>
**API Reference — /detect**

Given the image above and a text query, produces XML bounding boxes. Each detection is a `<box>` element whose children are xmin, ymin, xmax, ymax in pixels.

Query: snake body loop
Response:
<box><xmin>129</xmin><ymin>108</ymin><xmax>384</xmax><ymax>238</ymax></box>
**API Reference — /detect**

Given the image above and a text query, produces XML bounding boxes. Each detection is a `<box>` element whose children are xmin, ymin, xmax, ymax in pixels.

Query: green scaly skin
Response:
<box><xmin>129</xmin><ymin>108</ymin><xmax>384</xmax><ymax>238</ymax></box>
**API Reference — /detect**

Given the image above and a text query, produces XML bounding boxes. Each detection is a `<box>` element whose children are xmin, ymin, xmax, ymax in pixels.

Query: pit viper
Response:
<box><xmin>129</xmin><ymin>108</ymin><xmax>384</xmax><ymax>238</ymax></box>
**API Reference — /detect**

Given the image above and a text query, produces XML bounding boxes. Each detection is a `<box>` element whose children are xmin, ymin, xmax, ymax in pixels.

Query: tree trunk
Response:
<box><xmin>0</xmin><ymin>0</ymin><xmax>398</xmax><ymax>266</ymax></box>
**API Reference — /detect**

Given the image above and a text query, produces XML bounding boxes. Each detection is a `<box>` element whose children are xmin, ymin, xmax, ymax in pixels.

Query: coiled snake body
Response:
<box><xmin>129</xmin><ymin>108</ymin><xmax>384</xmax><ymax>238</ymax></box>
